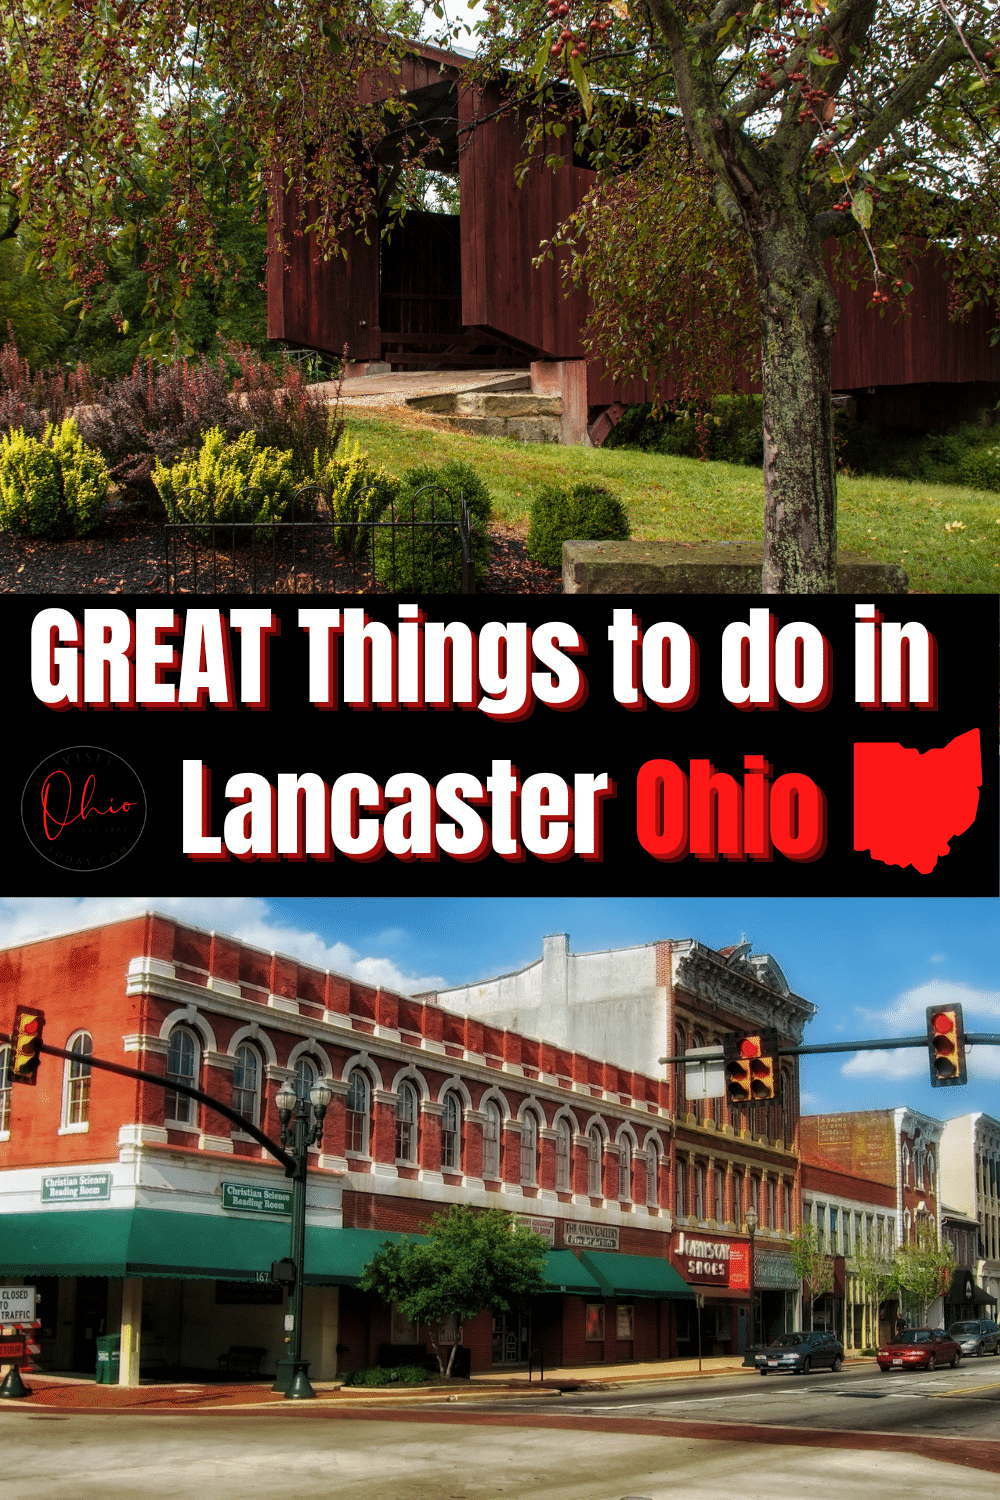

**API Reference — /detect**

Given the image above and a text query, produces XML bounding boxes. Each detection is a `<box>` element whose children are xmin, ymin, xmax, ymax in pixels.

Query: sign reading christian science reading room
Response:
<box><xmin>221</xmin><ymin>1182</ymin><xmax>293</xmax><ymax>1216</ymax></box>
<box><xmin>40</xmin><ymin>1172</ymin><xmax>111</xmax><ymax>1203</ymax></box>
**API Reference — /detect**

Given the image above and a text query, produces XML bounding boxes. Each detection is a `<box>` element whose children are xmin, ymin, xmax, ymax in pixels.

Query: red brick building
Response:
<box><xmin>0</xmin><ymin>914</ymin><xmax>695</xmax><ymax>1384</ymax></box>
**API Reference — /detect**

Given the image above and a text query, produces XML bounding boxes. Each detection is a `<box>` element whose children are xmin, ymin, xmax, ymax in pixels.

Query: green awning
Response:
<box><xmin>542</xmin><ymin>1250</ymin><xmax>604</xmax><ymax>1296</ymax></box>
<box><xmin>0</xmin><ymin>1211</ymin><xmax>415</xmax><ymax>1285</ymax></box>
<box><xmin>580</xmin><ymin>1250</ymin><xmax>695</xmax><ymax>1301</ymax></box>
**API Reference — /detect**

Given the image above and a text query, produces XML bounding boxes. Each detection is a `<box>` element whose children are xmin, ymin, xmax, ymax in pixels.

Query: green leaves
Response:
<box><xmin>569</xmin><ymin>51</ymin><xmax>593</xmax><ymax>120</ymax></box>
<box><xmin>851</xmin><ymin>189</ymin><xmax>873</xmax><ymax>229</ymax></box>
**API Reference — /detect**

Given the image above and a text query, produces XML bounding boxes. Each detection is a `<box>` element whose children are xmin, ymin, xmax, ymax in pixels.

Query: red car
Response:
<box><xmin>876</xmin><ymin>1327</ymin><xmax>962</xmax><ymax>1372</ymax></box>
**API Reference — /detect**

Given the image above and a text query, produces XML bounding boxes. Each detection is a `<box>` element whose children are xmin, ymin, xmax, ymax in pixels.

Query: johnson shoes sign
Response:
<box><xmin>674</xmin><ymin>1232</ymin><xmax>732</xmax><ymax>1284</ymax></box>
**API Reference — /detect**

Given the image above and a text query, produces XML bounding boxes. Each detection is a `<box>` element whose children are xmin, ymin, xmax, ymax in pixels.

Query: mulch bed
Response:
<box><xmin>0</xmin><ymin>501</ymin><xmax>562</xmax><ymax>596</ymax></box>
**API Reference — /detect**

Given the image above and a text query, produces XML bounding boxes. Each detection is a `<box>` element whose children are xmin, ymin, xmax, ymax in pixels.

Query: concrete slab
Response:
<box><xmin>562</xmin><ymin>540</ymin><xmax>909</xmax><ymax>593</ymax></box>
<box><xmin>319</xmin><ymin>368</ymin><xmax>531</xmax><ymax>411</ymax></box>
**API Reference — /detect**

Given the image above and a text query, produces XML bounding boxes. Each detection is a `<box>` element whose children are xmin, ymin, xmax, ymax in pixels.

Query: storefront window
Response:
<box><xmin>616</xmin><ymin>1305</ymin><xmax>634</xmax><ymax>1340</ymax></box>
<box><xmin>586</xmin><ymin>1304</ymin><xmax>605</xmax><ymax>1341</ymax></box>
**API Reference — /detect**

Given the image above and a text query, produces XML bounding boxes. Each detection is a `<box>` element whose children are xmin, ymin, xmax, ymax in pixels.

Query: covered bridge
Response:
<box><xmin>267</xmin><ymin>40</ymin><xmax>1000</xmax><ymax>443</ymax></box>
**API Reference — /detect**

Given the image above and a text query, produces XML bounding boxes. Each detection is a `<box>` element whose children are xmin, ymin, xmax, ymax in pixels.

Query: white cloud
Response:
<box><xmin>853</xmin><ymin>978</ymin><xmax>1000</xmax><ymax>1031</ymax></box>
<box><xmin>0</xmin><ymin>898</ymin><xmax>445</xmax><ymax>996</ymax></box>
<box><xmin>929</xmin><ymin>953</ymin><xmax>946</xmax><ymax>964</ymax></box>
<box><xmin>841</xmin><ymin>1048</ymin><xmax>925</xmax><ymax>1079</ymax></box>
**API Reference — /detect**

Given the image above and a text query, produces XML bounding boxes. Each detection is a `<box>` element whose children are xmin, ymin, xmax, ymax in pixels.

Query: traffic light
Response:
<box><xmin>723</xmin><ymin>1030</ymin><xmax>779</xmax><ymax>1104</ymax></box>
<box><xmin>9</xmin><ymin>1007</ymin><xmax>44</xmax><ymax>1085</ymax></box>
<box><xmin>926</xmin><ymin>1004</ymin><xmax>967</xmax><ymax>1087</ymax></box>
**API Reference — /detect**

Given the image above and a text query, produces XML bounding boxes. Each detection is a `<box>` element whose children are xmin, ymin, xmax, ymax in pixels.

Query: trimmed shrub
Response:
<box><xmin>960</xmin><ymin>444</ymin><xmax>1000</xmax><ymax>492</ymax></box>
<box><xmin>317</xmin><ymin>440</ymin><xmax>402</xmax><ymax>552</ymax></box>
<box><xmin>401</xmin><ymin>459</ymin><xmax>493</xmax><ymax>534</ymax></box>
<box><xmin>0</xmin><ymin>419</ymin><xmax>109</xmax><ymax>538</ymax></box>
<box><xmin>342</xmin><ymin>1365</ymin><xmax>428</xmax><ymax>1387</ymax></box>
<box><xmin>526</xmin><ymin>482</ymin><xmax>631</xmax><ymax>569</ymax></box>
<box><xmin>152</xmin><ymin>426</ymin><xmax>298</xmax><ymax>523</ymax></box>
<box><xmin>371</xmin><ymin>485</ymin><xmax>490</xmax><ymax>593</ymax></box>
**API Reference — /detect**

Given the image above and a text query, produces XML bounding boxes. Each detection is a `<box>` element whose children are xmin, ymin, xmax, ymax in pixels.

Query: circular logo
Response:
<box><xmin>22</xmin><ymin>746</ymin><xmax>147</xmax><ymax>871</ymax></box>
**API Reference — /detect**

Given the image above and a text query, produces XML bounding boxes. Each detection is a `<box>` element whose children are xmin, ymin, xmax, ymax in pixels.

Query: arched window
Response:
<box><xmin>483</xmin><ymin>1099</ymin><xmax>502</xmax><ymax>1179</ymax></box>
<box><xmin>232</xmin><ymin>1043</ymin><xmax>262</xmax><ymax>1128</ymax></box>
<box><xmin>767</xmin><ymin>1178</ymin><xmax>776</xmax><ymax>1230</ymax></box>
<box><xmin>0</xmin><ymin>1043</ymin><xmax>11</xmax><ymax>1134</ymax></box>
<box><xmin>396</xmin><ymin>1081</ymin><xmax>418</xmax><ymax>1163</ymax></box>
<box><xmin>442</xmin><ymin>1092</ymin><xmax>462</xmax><ymax>1172</ymax></box>
<box><xmin>694</xmin><ymin>1164</ymin><xmax>705</xmax><ymax>1220</ymax></box>
<box><xmin>732</xmin><ymin>1170</ymin><xmax>744</xmax><ymax>1225</ymax></box>
<box><xmin>619</xmin><ymin>1136</ymin><xmax>632</xmax><ymax>1202</ymax></box>
<box><xmin>63</xmin><ymin>1031</ymin><xmax>93</xmax><ymax>1128</ymax></box>
<box><xmin>521</xmin><ymin>1109</ymin><xmax>539</xmax><ymax>1185</ymax></box>
<box><xmin>588</xmin><ymin>1126</ymin><xmax>604</xmax><ymax>1197</ymax></box>
<box><xmin>675</xmin><ymin>1158</ymin><xmax>686</xmax><ymax>1218</ymax></box>
<box><xmin>714</xmin><ymin>1168</ymin><xmax>725</xmax><ymax>1224</ymax></box>
<box><xmin>346</xmin><ymin>1069</ymin><xmax>371</xmax><ymax>1155</ymax></box>
<box><xmin>646</xmin><ymin>1144</ymin><xmax>659</xmax><ymax>1208</ymax></box>
<box><xmin>165</xmin><ymin>1026</ymin><xmax>199</xmax><ymax>1124</ymax></box>
<box><xmin>294</xmin><ymin>1055</ymin><xmax>319</xmax><ymax>1131</ymax></box>
<box><xmin>902</xmin><ymin>1145</ymin><xmax>911</xmax><ymax>1187</ymax></box>
<box><xmin>556</xmin><ymin>1118</ymin><xmax>572</xmax><ymax>1192</ymax></box>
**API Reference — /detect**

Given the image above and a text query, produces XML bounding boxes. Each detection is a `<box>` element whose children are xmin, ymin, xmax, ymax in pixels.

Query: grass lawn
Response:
<box><xmin>343</xmin><ymin>410</ymin><xmax>1000</xmax><ymax>593</ymax></box>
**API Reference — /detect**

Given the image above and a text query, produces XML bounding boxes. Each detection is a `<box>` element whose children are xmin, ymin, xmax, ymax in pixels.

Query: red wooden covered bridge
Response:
<box><xmin>267</xmin><ymin>40</ymin><xmax>1000</xmax><ymax>443</ymax></box>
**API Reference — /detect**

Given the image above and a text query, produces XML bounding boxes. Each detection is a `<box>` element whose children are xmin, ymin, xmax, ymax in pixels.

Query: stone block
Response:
<box><xmin>482</xmin><ymin>394</ymin><xmax>563</xmax><ymax>416</ymax></box>
<box><xmin>507</xmin><ymin>417</ymin><xmax>563</xmax><ymax>443</ymax></box>
<box><xmin>562</xmin><ymin>540</ymin><xmax>909</xmax><ymax>593</ymax></box>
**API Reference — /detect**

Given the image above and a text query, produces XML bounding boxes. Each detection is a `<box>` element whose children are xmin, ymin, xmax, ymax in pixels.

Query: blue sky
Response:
<box><xmin>2</xmin><ymin>897</ymin><xmax>996</xmax><ymax>1123</ymax></box>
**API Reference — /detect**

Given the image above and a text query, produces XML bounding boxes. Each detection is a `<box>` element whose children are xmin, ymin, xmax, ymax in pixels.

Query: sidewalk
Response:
<box><xmin>0</xmin><ymin>1353</ymin><xmax>877</xmax><ymax>1414</ymax></box>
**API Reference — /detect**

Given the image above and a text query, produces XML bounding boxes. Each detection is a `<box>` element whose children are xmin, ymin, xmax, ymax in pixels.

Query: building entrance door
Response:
<box><xmin>492</xmin><ymin>1311</ymin><xmax>530</xmax><ymax>1365</ymax></box>
<box><xmin>71</xmin><ymin>1276</ymin><xmax>108</xmax><ymax>1373</ymax></box>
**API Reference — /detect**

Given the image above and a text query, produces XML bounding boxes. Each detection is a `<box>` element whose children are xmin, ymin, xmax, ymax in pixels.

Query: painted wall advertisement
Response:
<box><xmin>11</xmin><ymin>596</ymin><xmax>995</xmax><ymax>893</ymax></box>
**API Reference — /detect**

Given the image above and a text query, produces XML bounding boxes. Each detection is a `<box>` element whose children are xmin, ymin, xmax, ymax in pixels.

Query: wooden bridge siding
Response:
<box><xmin>267</xmin><ymin>177</ymin><xmax>380</xmax><ymax>359</ymax></box>
<box><xmin>829</xmin><ymin>246</ymin><xmax>1000</xmax><ymax>389</ymax></box>
<box><xmin>459</xmin><ymin>83</ymin><xmax>589</xmax><ymax>357</ymax></box>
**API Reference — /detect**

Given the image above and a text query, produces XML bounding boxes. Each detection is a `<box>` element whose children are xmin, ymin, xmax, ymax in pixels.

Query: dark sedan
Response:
<box><xmin>755</xmin><ymin>1330</ymin><xmax>845</xmax><ymax>1375</ymax></box>
<box><xmin>876</xmin><ymin>1327</ymin><xmax>962</xmax><ymax>1372</ymax></box>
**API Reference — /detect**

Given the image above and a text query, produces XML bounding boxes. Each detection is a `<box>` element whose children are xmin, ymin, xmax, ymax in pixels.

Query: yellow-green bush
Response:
<box><xmin>152</xmin><ymin>427</ymin><xmax>297</xmax><ymax>522</ymax></box>
<box><xmin>315</xmin><ymin>440</ymin><xmax>401</xmax><ymax>552</ymax></box>
<box><xmin>0</xmin><ymin>419</ymin><xmax>108</xmax><ymax>538</ymax></box>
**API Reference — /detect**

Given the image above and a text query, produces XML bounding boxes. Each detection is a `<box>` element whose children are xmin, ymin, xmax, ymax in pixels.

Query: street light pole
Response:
<box><xmin>745</xmin><ymin>1205</ymin><xmax>758</xmax><ymax>1351</ymax></box>
<box><xmin>274</xmin><ymin>1079</ymin><xmax>333</xmax><ymax>1400</ymax></box>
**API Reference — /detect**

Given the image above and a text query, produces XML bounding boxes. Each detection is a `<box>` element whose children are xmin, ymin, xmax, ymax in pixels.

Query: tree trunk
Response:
<box><xmin>752</xmin><ymin>228</ymin><xmax>840</xmax><ymax>592</ymax></box>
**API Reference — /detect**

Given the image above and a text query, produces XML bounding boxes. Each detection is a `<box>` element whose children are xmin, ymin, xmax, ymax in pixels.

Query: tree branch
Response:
<box><xmin>841</xmin><ymin>31</ymin><xmax>981</xmax><ymax>173</ymax></box>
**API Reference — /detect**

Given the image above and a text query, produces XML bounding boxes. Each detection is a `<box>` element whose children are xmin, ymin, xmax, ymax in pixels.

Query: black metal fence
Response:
<box><xmin>163</xmin><ymin>483</ymin><xmax>476</xmax><ymax>594</ymax></box>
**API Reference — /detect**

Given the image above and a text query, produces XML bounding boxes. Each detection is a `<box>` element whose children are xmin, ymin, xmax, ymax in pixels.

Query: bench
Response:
<box><xmin>216</xmin><ymin>1345</ymin><xmax>267</xmax><ymax>1378</ymax></box>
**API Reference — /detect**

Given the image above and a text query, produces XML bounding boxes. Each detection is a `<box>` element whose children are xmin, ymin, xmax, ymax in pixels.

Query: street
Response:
<box><xmin>2</xmin><ymin>1360</ymin><xmax>998</xmax><ymax>1499</ymax></box>
<box><xmin>458</xmin><ymin>1354</ymin><xmax>1000</xmax><ymax>1440</ymax></box>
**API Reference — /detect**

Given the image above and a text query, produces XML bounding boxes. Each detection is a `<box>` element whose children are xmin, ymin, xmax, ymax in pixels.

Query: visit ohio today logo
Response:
<box><xmin>21</xmin><ymin>746</ymin><xmax>146</xmax><ymax>870</ymax></box>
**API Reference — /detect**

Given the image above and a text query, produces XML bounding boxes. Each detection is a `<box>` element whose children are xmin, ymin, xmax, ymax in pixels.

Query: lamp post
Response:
<box><xmin>745</xmin><ymin>1205</ymin><xmax>758</xmax><ymax>1351</ymax></box>
<box><xmin>274</xmin><ymin>1077</ymin><xmax>334</xmax><ymax>1400</ymax></box>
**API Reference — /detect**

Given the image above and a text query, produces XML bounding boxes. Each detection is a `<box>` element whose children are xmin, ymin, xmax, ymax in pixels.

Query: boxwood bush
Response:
<box><xmin>526</xmin><ymin>481</ymin><xmax>631</xmax><ymax>569</ymax></box>
<box><xmin>0</xmin><ymin>418</ymin><xmax>109</xmax><ymax>538</ymax></box>
<box><xmin>370</xmin><ymin>460</ymin><xmax>493</xmax><ymax>592</ymax></box>
<box><xmin>960</xmin><ymin>444</ymin><xmax>1000</xmax><ymax>492</ymax></box>
<box><xmin>152</xmin><ymin>426</ymin><xmax>298</xmax><ymax>523</ymax></box>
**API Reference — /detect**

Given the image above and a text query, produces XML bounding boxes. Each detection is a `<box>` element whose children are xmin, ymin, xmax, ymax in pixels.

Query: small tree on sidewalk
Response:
<box><xmin>852</xmin><ymin>1234</ymin><xmax>897</xmax><ymax>1350</ymax></box>
<box><xmin>360</xmin><ymin>1205</ymin><xmax>549</xmax><ymax>1376</ymax></box>
<box><xmin>893</xmin><ymin>1224</ymin><xmax>956</xmax><ymax>1325</ymax></box>
<box><xmin>790</xmin><ymin>1225</ymin><xmax>835</xmax><ymax>1332</ymax></box>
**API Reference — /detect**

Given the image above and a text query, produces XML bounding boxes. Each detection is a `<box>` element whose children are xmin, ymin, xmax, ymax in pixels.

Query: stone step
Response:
<box><xmin>437</xmin><ymin>413</ymin><xmax>563</xmax><ymax>443</ymax></box>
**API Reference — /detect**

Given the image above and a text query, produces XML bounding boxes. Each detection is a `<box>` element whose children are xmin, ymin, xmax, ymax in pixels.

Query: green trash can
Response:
<box><xmin>95</xmin><ymin>1334</ymin><xmax>121</xmax><ymax>1384</ymax></box>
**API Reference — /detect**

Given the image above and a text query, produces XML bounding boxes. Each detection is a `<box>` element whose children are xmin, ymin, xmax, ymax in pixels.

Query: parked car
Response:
<box><xmin>948</xmin><ymin>1319</ymin><xmax>1000</xmax><ymax>1357</ymax></box>
<box><xmin>755</xmin><ymin>1330</ymin><xmax>845</xmax><ymax>1375</ymax></box>
<box><xmin>876</xmin><ymin>1327</ymin><xmax>962</xmax><ymax>1372</ymax></box>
